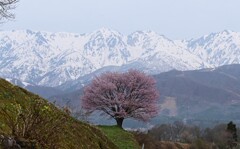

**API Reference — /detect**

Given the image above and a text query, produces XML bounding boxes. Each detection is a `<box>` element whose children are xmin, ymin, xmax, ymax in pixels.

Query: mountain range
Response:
<box><xmin>1</xmin><ymin>28</ymin><xmax>240</xmax><ymax>87</ymax></box>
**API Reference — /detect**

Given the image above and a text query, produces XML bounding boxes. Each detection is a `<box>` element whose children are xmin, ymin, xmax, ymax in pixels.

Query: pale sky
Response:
<box><xmin>1</xmin><ymin>0</ymin><xmax>240</xmax><ymax>39</ymax></box>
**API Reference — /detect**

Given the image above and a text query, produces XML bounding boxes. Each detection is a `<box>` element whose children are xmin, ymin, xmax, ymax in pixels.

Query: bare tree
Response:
<box><xmin>0</xmin><ymin>0</ymin><xmax>19</xmax><ymax>21</ymax></box>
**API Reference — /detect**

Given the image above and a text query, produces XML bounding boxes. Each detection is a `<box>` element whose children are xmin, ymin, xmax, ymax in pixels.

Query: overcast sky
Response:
<box><xmin>1</xmin><ymin>0</ymin><xmax>240</xmax><ymax>39</ymax></box>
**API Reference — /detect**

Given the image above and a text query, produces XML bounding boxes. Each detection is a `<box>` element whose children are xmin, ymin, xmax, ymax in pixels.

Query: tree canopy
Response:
<box><xmin>81</xmin><ymin>70</ymin><xmax>160</xmax><ymax>128</ymax></box>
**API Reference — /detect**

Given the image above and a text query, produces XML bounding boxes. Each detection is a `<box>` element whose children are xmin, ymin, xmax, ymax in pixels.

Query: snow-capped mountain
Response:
<box><xmin>127</xmin><ymin>31</ymin><xmax>208</xmax><ymax>73</ymax></box>
<box><xmin>186</xmin><ymin>30</ymin><xmax>240</xmax><ymax>66</ymax></box>
<box><xmin>0</xmin><ymin>28</ymin><xmax>130</xmax><ymax>86</ymax></box>
<box><xmin>1</xmin><ymin>28</ymin><xmax>240</xmax><ymax>87</ymax></box>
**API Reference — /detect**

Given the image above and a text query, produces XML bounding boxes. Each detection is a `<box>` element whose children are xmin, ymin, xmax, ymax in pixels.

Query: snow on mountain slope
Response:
<box><xmin>83</xmin><ymin>28</ymin><xmax>130</xmax><ymax>67</ymax></box>
<box><xmin>0</xmin><ymin>28</ymin><xmax>240</xmax><ymax>87</ymax></box>
<box><xmin>0</xmin><ymin>30</ymin><xmax>88</xmax><ymax>86</ymax></box>
<box><xmin>0</xmin><ymin>28</ymin><xmax>130</xmax><ymax>86</ymax></box>
<box><xmin>127</xmin><ymin>31</ymin><xmax>209</xmax><ymax>72</ymax></box>
<box><xmin>187</xmin><ymin>30</ymin><xmax>240</xmax><ymax>66</ymax></box>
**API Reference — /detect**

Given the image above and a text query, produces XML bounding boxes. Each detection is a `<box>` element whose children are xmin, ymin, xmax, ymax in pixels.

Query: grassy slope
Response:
<box><xmin>0</xmin><ymin>78</ymin><xmax>118</xmax><ymax>149</ymax></box>
<box><xmin>99</xmin><ymin>125</ymin><xmax>140</xmax><ymax>149</ymax></box>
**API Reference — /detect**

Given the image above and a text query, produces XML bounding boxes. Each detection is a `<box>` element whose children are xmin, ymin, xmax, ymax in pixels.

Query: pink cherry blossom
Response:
<box><xmin>81</xmin><ymin>70</ymin><xmax>160</xmax><ymax>128</ymax></box>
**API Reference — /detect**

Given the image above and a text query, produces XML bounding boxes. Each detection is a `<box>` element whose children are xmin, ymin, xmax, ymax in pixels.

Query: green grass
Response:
<box><xmin>99</xmin><ymin>125</ymin><xmax>140</xmax><ymax>149</ymax></box>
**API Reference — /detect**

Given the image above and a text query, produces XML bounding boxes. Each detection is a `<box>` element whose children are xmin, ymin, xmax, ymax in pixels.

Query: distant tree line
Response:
<box><xmin>135</xmin><ymin>121</ymin><xmax>240</xmax><ymax>149</ymax></box>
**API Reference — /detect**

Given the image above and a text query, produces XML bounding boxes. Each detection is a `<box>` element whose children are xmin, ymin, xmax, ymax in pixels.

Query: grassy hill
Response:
<box><xmin>0</xmin><ymin>78</ymin><xmax>118</xmax><ymax>149</ymax></box>
<box><xmin>99</xmin><ymin>125</ymin><xmax>140</xmax><ymax>149</ymax></box>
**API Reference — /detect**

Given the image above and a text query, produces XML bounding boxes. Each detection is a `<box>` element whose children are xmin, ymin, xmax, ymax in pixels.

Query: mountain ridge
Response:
<box><xmin>1</xmin><ymin>28</ymin><xmax>240</xmax><ymax>87</ymax></box>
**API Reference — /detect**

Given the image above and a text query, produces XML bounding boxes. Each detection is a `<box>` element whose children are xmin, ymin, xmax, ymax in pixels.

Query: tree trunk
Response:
<box><xmin>115</xmin><ymin>118</ymin><xmax>124</xmax><ymax>128</ymax></box>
